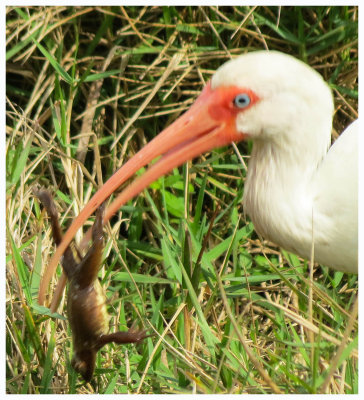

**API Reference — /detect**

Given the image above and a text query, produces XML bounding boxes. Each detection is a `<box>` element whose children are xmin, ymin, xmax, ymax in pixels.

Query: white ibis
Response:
<box><xmin>38</xmin><ymin>50</ymin><xmax>358</xmax><ymax>308</ymax></box>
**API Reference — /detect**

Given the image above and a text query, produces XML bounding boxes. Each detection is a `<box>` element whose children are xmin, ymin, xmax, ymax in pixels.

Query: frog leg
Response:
<box><xmin>34</xmin><ymin>189</ymin><xmax>79</xmax><ymax>279</ymax></box>
<box><xmin>96</xmin><ymin>329</ymin><xmax>149</xmax><ymax>349</ymax></box>
<box><xmin>72</xmin><ymin>202</ymin><xmax>105</xmax><ymax>288</ymax></box>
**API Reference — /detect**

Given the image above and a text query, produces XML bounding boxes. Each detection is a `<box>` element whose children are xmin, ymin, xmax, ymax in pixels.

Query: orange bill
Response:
<box><xmin>38</xmin><ymin>82</ymin><xmax>256</xmax><ymax>308</ymax></box>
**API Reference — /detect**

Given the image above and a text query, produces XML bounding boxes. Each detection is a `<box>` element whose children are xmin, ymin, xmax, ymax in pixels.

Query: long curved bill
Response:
<box><xmin>38</xmin><ymin>82</ymin><xmax>244</xmax><ymax>308</ymax></box>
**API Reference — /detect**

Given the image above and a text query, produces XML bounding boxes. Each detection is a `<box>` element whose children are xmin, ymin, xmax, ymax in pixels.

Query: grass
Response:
<box><xmin>6</xmin><ymin>5</ymin><xmax>358</xmax><ymax>394</ymax></box>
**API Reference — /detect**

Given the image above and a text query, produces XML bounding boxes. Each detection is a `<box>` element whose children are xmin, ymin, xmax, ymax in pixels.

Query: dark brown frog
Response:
<box><xmin>35</xmin><ymin>189</ymin><xmax>147</xmax><ymax>382</ymax></box>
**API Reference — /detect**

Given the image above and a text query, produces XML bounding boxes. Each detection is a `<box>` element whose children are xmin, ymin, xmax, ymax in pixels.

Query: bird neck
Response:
<box><xmin>243</xmin><ymin>133</ymin><xmax>329</xmax><ymax>253</ymax></box>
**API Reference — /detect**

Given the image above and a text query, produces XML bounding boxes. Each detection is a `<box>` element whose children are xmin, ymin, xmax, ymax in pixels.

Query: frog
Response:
<box><xmin>35</xmin><ymin>189</ymin><xmax>147</xmax><ymax>382</ymax></box>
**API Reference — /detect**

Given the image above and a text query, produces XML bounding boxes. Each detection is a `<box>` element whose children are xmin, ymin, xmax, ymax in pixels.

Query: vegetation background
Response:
<box><xmin>6</xmin><ymin>5</ymin><xmax>358</xmax><ymax>394</ymax></box>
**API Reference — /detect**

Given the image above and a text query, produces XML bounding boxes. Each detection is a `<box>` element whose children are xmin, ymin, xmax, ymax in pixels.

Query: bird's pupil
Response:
<box><xmin>234</xmin><ymin>94</ymin><xmax>250</xmax><ymax>108</ymax></box>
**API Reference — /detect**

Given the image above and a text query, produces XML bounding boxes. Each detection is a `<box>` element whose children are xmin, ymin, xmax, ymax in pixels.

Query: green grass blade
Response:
<box><xmin>23</xmin><ymin>304</ymin><xmax>46</xmax><ymax>365</ymax></box>
<box><xmin>7</xmin><ymin>133</ymin><xmax>33</xmax><ymax>189</ymax></box>
<box><xmin>8</xmin><ymin>233</ymin><xmax>32</xmax><ymax>305</ymax></box>
<box><xmin>32</xmin><ymin>39</ymin><xmax>73</xmax><ymax>85</ymax></box>
<box><xmin>112</xmin><ymin>271</ymin><xmax>175</xmax><ymax>285</ymax></box>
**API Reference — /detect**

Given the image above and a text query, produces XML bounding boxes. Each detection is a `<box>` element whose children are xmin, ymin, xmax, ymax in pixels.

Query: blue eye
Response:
<box><xmin>233</xmin><ymin>93</ymin><xmax>251</xmax><ymax>108</ymax></box>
